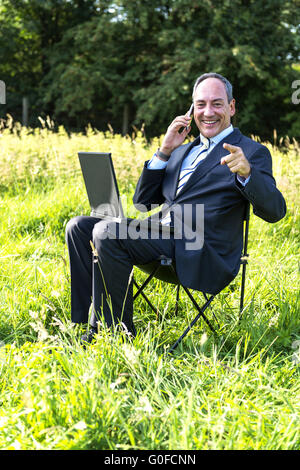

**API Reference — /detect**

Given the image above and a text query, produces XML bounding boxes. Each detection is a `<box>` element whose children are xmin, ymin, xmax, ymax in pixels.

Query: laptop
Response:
<box><xmin>78</xmin><ymin>152</ymin><xmax>174</xmax><ymax>235</ymax></box>
<box><xmin>78</xmin><ymin>152</ymin><xmax>125</xmax><ymax>221</ymax></box>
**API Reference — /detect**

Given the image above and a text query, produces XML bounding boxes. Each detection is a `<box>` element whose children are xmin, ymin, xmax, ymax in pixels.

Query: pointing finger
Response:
<box><xmin>223</xmin><ymin>143</ymin><xmax>239</xmax><ymax>153</ymax></box>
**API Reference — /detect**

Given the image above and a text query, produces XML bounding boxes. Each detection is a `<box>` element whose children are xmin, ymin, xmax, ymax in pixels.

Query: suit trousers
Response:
<box><xmin>65</xmin><ymin>216</ymin><xmax>175</xmax><ymax>335</ymax></box>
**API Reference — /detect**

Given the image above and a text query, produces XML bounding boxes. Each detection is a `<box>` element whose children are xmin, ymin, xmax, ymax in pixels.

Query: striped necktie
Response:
<box><xmin>160</xmin><ymin>136</ymin><xmax>210</xmax><ymax>225</ymax></box>
<box><xmin>176</xmin><ymin>136</ymin><xmax>210</xmax><ymax>196</ymax></box>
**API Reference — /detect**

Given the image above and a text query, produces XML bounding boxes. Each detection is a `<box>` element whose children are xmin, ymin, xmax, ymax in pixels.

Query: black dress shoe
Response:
<box><xmin>81</xmin><ymin>326</ymin><xmax>97</xmax><ymax>344</ymax></box>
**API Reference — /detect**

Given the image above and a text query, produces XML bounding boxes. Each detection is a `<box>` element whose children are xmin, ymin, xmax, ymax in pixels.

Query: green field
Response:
<box><xmin>0</xmin><ymin>121</ymin><xmax>299</xmax><ymax>450</ymax></box>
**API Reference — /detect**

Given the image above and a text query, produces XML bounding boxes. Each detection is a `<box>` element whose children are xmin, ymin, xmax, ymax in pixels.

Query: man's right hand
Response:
<box><xmin>159</xmin><ymin>113</ymin><xmax>192</xmax><ymax>158</ymax></box>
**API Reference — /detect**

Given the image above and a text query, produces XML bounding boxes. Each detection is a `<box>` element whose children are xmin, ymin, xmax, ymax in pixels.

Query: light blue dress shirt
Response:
<box><xmin>147</xmin><ymin>124</ymin><xmax>250</xmax><ymax>186</ymax></box>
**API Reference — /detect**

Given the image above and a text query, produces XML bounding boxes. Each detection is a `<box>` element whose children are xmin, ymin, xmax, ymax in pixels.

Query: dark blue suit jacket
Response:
<box><xmin>133</xmin><ymin>128</ymin><xmax>286</xmax><ymax>294</ymax></box>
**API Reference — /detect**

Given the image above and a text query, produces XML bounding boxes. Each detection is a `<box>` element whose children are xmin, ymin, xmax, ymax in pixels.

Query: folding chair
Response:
<box><xmin>133</xmin><ymin>202</ymin><xmax>250</xmax><ymax>353</ymax></box>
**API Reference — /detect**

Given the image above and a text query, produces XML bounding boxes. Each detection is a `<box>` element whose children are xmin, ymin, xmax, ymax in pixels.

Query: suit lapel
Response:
<box><xmin>164</xmin><ymin>136</ymin><xmax>200</xmax><ymax>200</ymax></box>
<box><xmin>175</xmin><ymin>128</ymin><xmax>242</xmax><ymax>199</ymax></box>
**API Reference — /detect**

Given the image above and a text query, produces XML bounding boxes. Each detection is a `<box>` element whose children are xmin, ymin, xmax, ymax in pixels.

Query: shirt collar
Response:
<box><xmin>200</xmin><ymin>124</ymin><xmax>233</xmax><ymax>148</ymax></box>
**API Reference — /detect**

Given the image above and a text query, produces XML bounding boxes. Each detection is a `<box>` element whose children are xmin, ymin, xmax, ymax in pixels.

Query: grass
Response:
<box><xmin>0</xmin><ymin>118</ymin><xmax>299</xmax><ymax>450</ymax></box>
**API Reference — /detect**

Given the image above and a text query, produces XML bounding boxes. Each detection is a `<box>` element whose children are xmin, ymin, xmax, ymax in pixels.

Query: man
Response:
<box><xmin>66</xmin><ymin>72</ymin><xmax>286</xmax><ymax>342</ymax></box>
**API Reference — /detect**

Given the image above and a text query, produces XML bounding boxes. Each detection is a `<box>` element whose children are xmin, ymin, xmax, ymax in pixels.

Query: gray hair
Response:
<box><xmin>192</xmin><ymin>73</ymin><xmax>233</xmax><ymax>102</ymax></box>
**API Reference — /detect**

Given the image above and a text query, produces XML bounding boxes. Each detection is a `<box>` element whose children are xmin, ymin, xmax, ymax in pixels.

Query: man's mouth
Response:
<box><xmin>202</xmin><ymin>120</ymin><xmax>218</xmax><ymax>125</ymax></box>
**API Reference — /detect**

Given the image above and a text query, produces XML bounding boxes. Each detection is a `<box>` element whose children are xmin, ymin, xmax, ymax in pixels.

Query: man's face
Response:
<box><xmin>193</xmin><ymin>78</ymin><xmax>236</xmax><ymax>138</ymax></box>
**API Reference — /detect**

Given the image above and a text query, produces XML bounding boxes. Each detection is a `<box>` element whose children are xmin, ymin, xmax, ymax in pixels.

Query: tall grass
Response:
<box><xmin>0</xmin><ymin>118</ymin><xmax>299</xmax><ymax>450</ymax></box>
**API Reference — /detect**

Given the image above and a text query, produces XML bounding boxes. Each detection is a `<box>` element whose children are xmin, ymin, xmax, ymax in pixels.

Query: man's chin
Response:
<box><xmin>198</xmin><ymin>122</ymin><xmax>221</xmax><ymax>138</ymax></box>
<box><xmin>201</xmin><ymin>128</ymin><xmax>219</xmax><ymax>138</ymax></box>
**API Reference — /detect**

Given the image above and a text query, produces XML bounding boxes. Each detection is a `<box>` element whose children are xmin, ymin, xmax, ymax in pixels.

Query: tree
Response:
<box><xmin>0</xmin><ymin>0</ymin><xmax>103</xmax><ymax>123</ymax></box>
<box><xmin>0</xmin><ymin>0</ymin><xmax>299</xmax><ymax>139</ymax></box>
<box><xmin>134</xmin><ymin>0</ymin><xmax>300</xmax><ymax>139</ymax></box>
<box><xmin>43</xmin><ymin>0</ymin><xmax>171</xmax><ymax>133</ymax></box>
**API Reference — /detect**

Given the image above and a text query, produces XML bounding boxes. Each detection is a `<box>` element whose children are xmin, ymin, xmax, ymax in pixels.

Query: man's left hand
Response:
<box><xmin>221</xmin><ymin>143</ymin><xmax>251</xmax><ymax>179</ymax></box>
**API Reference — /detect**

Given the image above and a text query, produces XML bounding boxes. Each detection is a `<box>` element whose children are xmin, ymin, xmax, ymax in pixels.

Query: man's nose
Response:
<box><xmin>203</xmin><ymin>104</ymin><xmax>215</xmax><ymax>117</ymax></box>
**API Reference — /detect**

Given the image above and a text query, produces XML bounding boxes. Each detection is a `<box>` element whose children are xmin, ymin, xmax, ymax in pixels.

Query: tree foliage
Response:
<box><xmin>0</xmin><ymin>0</ymin><xmax>299</xmax><ymax>139</ymax></box>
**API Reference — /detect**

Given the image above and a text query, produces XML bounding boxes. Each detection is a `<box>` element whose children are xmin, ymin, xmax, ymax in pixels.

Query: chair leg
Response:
<box><xmin>239</xmin><ymin>262</ymin><xmax>247</xmax><ymax>319</ymax></box>
<box><xmin>183</xmin><ymin>288</ymin><xmax>216</xmax><ymax>332</ymax></box>
<box><xmin>133</xmin><ymin>278</ymin><xmax>158</xmax><ymax>315</ymax></box>
<box><xmin>174</xmin><ymin>285</ymin><xmax>180</xmax><ymax>316</ymax></box>
<box><xmin>134</xmin><ymin>265</ymin><xmax>218</xmax><ymax>353</ymax></box>
<box><xmin>133</xmin><ymin>266</ymin><xmax>160</xmax><ymax>301</ymax></box>
<box><xmin>168</xmin><ymin>293</ymin><xmax>216</xmax><ymax>354</ymax></box>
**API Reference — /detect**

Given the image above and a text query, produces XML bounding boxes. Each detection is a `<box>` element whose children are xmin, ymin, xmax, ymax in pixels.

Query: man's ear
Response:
<box><xmin>230</xmin><ymin>98</ymin><xmax>236</xmax><ymax>117</ymax></box>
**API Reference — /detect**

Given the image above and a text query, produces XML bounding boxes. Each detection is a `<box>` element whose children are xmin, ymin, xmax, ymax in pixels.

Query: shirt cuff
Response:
<box><xmin>237</xmin><ymin>174</ymin><xmax>251</xmax><ymax>186</ymax></box>
<box><xmin>147</xmin><ymin>154</ymin><xmax>168</xmax><ymax>170</ymax></box>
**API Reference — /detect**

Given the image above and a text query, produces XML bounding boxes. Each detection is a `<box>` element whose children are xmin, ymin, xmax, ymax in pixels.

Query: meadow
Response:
<box><xmin>0</xmin><ymin>116</ymin><xmax>299</xmax><ymax>450</ymax></box>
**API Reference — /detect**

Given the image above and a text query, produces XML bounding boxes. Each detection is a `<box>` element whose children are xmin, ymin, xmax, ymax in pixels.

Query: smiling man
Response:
<box><xmin>194</xmin><ymin>75</ymin><xmax>235</xmax><ymax>137</ymax></box>
<box><xmin>158</xmin><ymin>74</ymin><xmax>251</xmax><ymax>179</ymax></box>
<box><xmin>66</xmin><ymin>72</ymin><xmax>286</xmax><ymax>343</ymax></box>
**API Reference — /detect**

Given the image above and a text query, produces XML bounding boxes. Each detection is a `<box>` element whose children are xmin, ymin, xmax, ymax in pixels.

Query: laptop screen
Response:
<box><xmin>78</xmin><ymin>152</ymin><xmax>124</xmax><ymax>219</ymax></box>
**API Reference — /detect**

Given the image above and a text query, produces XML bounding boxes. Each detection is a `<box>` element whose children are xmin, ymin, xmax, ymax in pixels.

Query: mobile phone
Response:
<box><xmin>186</xmin><ymin>103</ymin><xmax>194</xmax><ymax>129</ymax></box>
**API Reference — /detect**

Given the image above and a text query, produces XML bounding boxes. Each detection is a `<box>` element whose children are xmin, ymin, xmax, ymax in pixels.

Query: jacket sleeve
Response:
<box><xmin>236</xmin><ymin>145</ymin><xmax>286</xmax><ymax>223</ymax></box>
<box><xmin>133</xmin><ymin>161</ymin><xmax>166</xmax><ymax>212</ymax></box>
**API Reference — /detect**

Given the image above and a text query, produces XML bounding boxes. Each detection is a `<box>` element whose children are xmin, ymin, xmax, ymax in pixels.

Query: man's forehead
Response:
<box><xmin>194</xmin><ymin>78</ymin><xmax>227</xmax><ymax>100</ymax></box>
